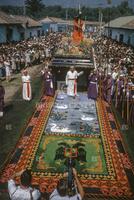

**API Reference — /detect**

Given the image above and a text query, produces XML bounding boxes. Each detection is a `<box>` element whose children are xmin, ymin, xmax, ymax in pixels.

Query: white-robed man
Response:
<box><xmin>22</xmin><ymin>70</ymin><xmax>32</xmax><ymax>101</ymax></box>
<box><xmin>66</xmin><ymin>66</ymin><xmax>83</xmax><ymax>97</ymax></box>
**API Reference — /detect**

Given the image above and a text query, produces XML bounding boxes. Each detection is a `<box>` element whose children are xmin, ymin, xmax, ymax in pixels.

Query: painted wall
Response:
<box><xmin>41</xmin><ymin>22</ymin><xmax>58</xmax><ymax>32</ymax></box>
<box><xmin>41</xmin><ymin>22</ymin><xmax>67</xmax><ymax>32</ymax></box>
<box><xmin>57</xmin><ymin>23</ymin><xmax>67</xmax><ymax>32</ymax></box>
<box><xmin>12</xmin><ymin>25</ymin><xmax>21</xmax><ymax>41</ymax></box>
<box><xmin>0</xmin><ymin>25</ymin><xmax>22</xmax><ymax>43</ymax></box>
<box><xmin>104</xmin><ymin>27</ymin><xmax>134</xmax><ymax>46</ymax></box>
<box><xmin>25</xmin><ymin>27</ymin><xmax>41</xmax><ymax>39</ymax></box>
<box><xmin>0</xmin><ymin>25</ymin><xmax>7</xmax><ymax>43</ymax></box>
<box><xmin>41</xmin><ymin>22</ymin><xmax>99</xmax><ymax>33</ymax></box>
<box><xmin>0</xmin><ymin>25</ymin><xmax>42</xmax><ymax>43</ymax></box>
<box><xmin>42</xmin><ymin>23</ymin><xmax>51</xmax><ymax>32</ymax></box>
<box><xmin>50</xmin><ymin>23</ymin><xmax>58</xmax><ymax>32</ymax></box>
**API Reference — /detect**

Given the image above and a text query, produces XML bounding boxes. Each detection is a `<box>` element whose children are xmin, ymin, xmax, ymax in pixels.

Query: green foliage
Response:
<box><xmin>102</xmin><ymin>1</ymin><xmax>134</xmax><ymax>22</ymax></box>
<box><xmin>0</xmin><ymin>5</ymin><xmax>24</xmax><ymax>15</ymax></box>
<box><xmin>25</xmin><ymin>0</ymin><xmax>45</xmax><ymax>18</ymax></box>
<box><xmin>0</xmin><ymin>1</ymin><xmax>133</xmax><ymax>21</ymax></box>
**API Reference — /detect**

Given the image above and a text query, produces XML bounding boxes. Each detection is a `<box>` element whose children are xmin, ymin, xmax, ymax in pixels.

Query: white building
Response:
<box><xmin>0</xmin><ymin>11</ymin><xmax>42</xmax><ymax>43</ymax></box>
<box><xmin>40</xmin><ymin>17</ymin><xmax>67</xmax><ymax>33</ymax></box>
<box><xmin>104</xmin><ymin>16</ymin><xmax>134</xmax><ymax>46</ymax></box>
<box><xmin>11</xmin><ymin>15</ymin><xmax>42</xmax><ymax>40</ymax></box>
<box><xmin>40</xmin><ymin>16</ymin><xmax>104</xmax><ymax>35</ymax></box>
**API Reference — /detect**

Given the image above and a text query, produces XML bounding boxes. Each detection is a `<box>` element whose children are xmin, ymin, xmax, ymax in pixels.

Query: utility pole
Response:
<box><xmin>23</xmin><ymin>0</ymin><xmax>27</xmax><ymax>40</ymax></box>
<box><xmin>106</xmin><ymin>0</ymin><xmax>112</xmax><ymax>74</ymax></box>
<box><xmin>79</xmin><ymin>3</ymin><xmax>82</xmax><ymax>15</ymax></box>
<box><xmin>66</xmin><ymin>9</ymin><xmax>68</xmax><ymax>21</ymax></box>
<box><xmin>98</xmin><ymin>3</ymin><xmax>103</xmax><ymax>37</ymax></box>
<box><xmin>23</xmin><ymin>0</ymin><xmax>26</xmax><ymax>16</ymax></box>
<box><xmin>66</xmin><ymin>9</ymin><xmax>68</xmax><ymax>32</ymax></box>
<box><xmin>107</xmin><ymin>0</ymin><xmax>112</xmax><ymax>37</ymax></box>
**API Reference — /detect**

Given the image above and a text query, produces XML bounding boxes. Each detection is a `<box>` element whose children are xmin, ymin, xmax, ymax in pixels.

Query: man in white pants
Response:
<box><xmin>66</xmin><ymin>66</ymin><xmax>83</xmax><ymax>97</ymax></box>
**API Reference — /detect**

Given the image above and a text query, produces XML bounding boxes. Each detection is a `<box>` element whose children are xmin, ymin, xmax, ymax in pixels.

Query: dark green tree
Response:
<box><xmin>25</xmin><ymin>0</ymin><xmax>45</xmax><ymax>18</ymax></box>
<box><xmin>0</xmin><ymin>6</ymin><xmax>23</xmax><ymax>15</ymax></box>
<box><xmin>0</xmin><ymin>0</ymin><xmax>133</xmax><ymax>21</ymax></box>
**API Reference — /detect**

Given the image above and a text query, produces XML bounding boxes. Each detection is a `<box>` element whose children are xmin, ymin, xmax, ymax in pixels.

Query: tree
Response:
<box><xmin>0</xmin><ymin>0</ymin><xmax>133</xmax><ymax>21</ymax></box>
<box><xmin>102</xmin><ymin>1</ymin><xmax>134</xmax><ymax>22</ymax></box>
<box><xmin>0</xmin><ymin>6</ymin><xmax>23</xmax><ymax>15</ymax></box>
<box><xmin>25</xmin><ymin>0</ymin><xmax>45</xmax><ymax>18</ymax></box>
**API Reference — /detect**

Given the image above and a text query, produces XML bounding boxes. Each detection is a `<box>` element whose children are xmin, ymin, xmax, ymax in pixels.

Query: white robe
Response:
<box><xmin>22</xmin><ymin>75</ymin><xmax>32</xmax><ymax>101</ymax></box>
<box><xmin>66</xmin><ymin>70</ymin><xmax>83</xmax><ymax>96</ymax></box>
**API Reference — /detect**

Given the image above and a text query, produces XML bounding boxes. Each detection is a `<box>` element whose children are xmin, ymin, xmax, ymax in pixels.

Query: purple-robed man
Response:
<box><xmin>87</xmin><ymin>71</ymin><xmax>98</xmax><ymax>100</ymax></box>
<box><xmin>43</xmin><ymin>69</ymin><xmax>54</xmax><ymax>97</ymax></box>
<box><xmin>103</xmin><ymin>75</ymin><xmax>107</xmax><ymax>100</ymax></box>
<box><xmin>130</xmin><ymin>89</ymin><xmax>134</xmax><ymax>126</ymax></box>
<box><xmin>116</xmin><ymin>76</ymin><xmax>124</xmax><ymax>106</ymax></box>
<box><xmin>104</xmin><ymin>74</ymin><xmax>113</xmax><ymax>104</ymax></box>
<box><xmin>0</xmin><ymin>82</ymin><xmax>5</xmax><ymax>117</ymax></box>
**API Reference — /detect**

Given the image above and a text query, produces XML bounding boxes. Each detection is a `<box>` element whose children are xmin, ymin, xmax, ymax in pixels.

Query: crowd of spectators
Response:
<box><xmin>0</xmin><ymin>33</ymin><xmax>62</xmax><ymax>81</ymax></box>
<box><xmin>95</xmin><ymin>36</ymin><xmax>134</xmax><ymax>76</ymax></box>
<box><xmin>94</xmin><ymin>36</ymin><xmax>134</xmax><ymax>126</ymax></box>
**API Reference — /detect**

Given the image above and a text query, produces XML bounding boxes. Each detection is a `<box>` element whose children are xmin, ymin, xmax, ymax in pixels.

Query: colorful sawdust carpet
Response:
<box><xmin>0</xmin><ymin>92</ymin><xmax>134</xmax><ymax>199</ymax></box>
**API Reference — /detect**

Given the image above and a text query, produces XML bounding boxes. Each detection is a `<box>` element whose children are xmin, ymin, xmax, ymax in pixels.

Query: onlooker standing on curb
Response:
<box><xmin>0</xmin><ymin>80</ymin><xmax>5</xmax><ymax>117</ymax></box>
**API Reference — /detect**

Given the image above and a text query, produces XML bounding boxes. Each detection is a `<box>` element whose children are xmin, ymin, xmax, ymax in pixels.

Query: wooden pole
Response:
<box><xmin>127</xmin><ymin>91</ymin><xmax>129</xmax><ymax>124</ymax></box>
<box><xmin>115</xmin><ymin>81</ymin><xmax>118</xmax><ymax>108</ymax></box>
<box><xmin>122</xmin><ymin>79</ymin><xmax>127</xmax><ymax>119</ymax></box>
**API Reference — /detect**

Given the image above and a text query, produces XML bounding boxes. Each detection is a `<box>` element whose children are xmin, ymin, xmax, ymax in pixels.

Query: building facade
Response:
<box><xmin>40</xmin><ymin>16</ymin><xmax>103</xmax><ymax>35</ymax></box>
<box><xmin>40</xmin><ymin>17</ymin><xmax>67</xmax><ymax>33</ymax></box>
<box><xmin>104</xmin><ymin>16</ymin><xmax>134</xmax><ymax>46</ymax></box>
<box><xmin>0</xmin><ymin>11</ymin><xmax>41</xmax><ymax>43</ymax></box>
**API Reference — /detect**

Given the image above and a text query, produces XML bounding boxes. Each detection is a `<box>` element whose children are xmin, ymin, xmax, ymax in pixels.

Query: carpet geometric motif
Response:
<box><xmin>0</xmin><ymin>93</ymin><xmax>134</xmax><ymax>199</ymax></box>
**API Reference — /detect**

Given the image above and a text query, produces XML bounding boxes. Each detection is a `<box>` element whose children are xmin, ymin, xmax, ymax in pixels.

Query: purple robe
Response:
<box><xmin>117</xmin><ymin>79</ymin><xmax>124</xmax><ymax>106</ymax></box>
<box><xmin>104</xmin><ymin>76</ymin><xmax>112</xmax><ymax>103</ymax></box>
<box><xmin>87</xmin><ymin>74</ymin><xmax>98</xmax><ymax>100</ymax></box>
<box><xmin>0</xmin><ymin>85</ymin><xmax>5</xmax><ymax>112</ymax></box>
<box><xmin>117</xmin><ymin>79</ymin><xmax>124</xmax><ymax>96</ymax></box>
<box><xmin>130</xmin><ymin>90</ymin><xmax>134</xmax><ymax>126</ymax></box>
<box><xmin>103</xmin><ymin>76</ymin><xmax>107</xmax><ymax>100</ymax></box>
<box><xmin>43</xmin><ymin>72</ymin><xmax>54</xmax><ymax>97</ymax></box>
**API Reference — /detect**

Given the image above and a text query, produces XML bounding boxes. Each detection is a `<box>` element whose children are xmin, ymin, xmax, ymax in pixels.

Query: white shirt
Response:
<box><xmin>66</xmin><ymin>70</ymin><xmax>78</xmax><ymax>80</ymax></box>
<box><xmin>8</xmin><ymin>179</ymin><xmax>41</xmax><ymax>200</ymax></box>
<box><xmin>112</xmin><ymin>72</ymin><xmax>118</xmax><ymax>80</ymax></box>
<box><xmin>49</xmin><ymin>189</ymin><xmax>82</xmax><ymax>200</ymax></box>
<box><xmin>66</xmin><ymin>70</ymin><xmax>83</xmax><ymax>84</ymax></box>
